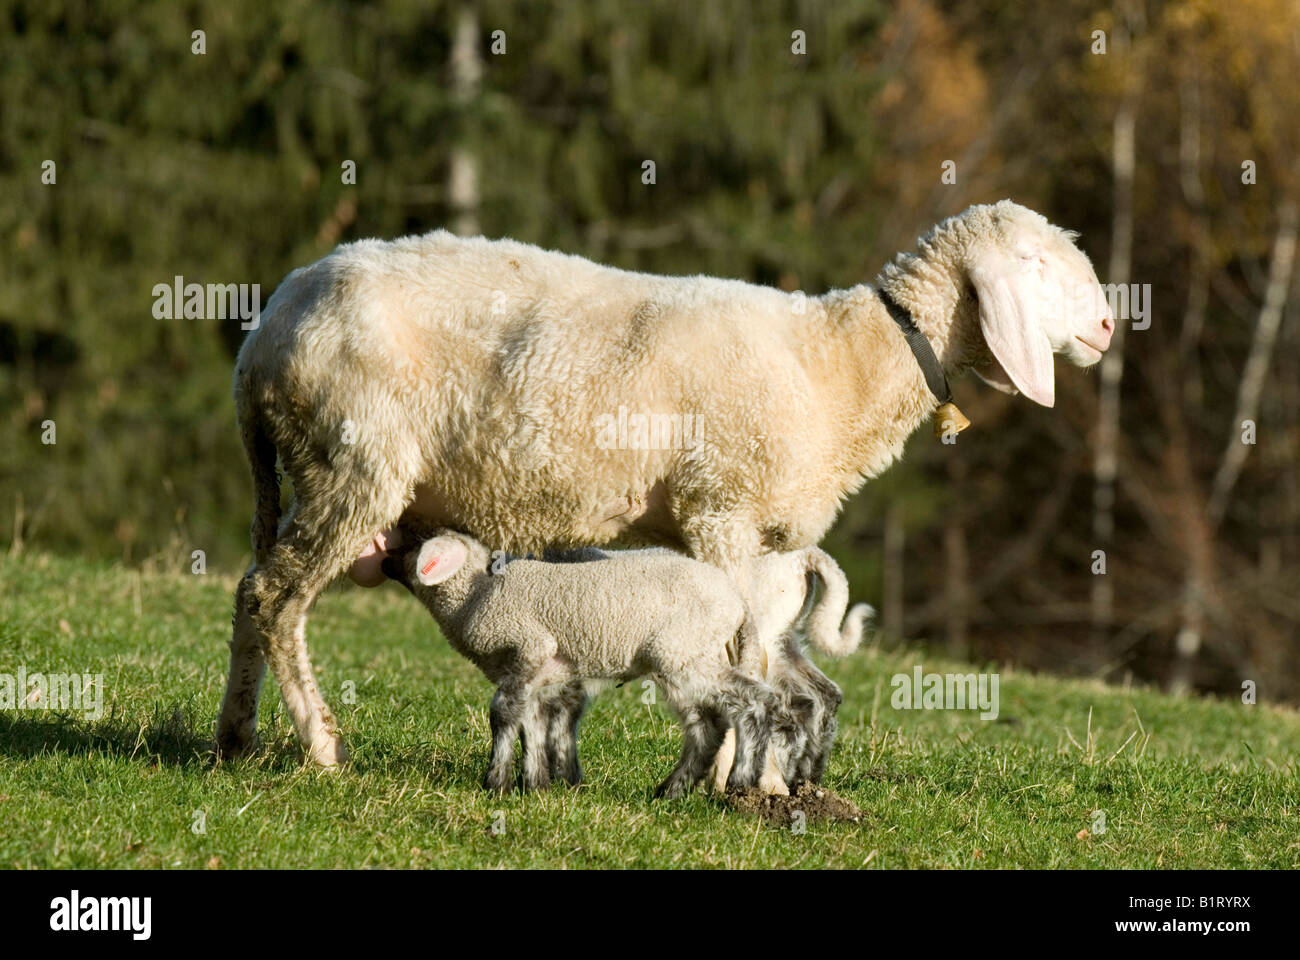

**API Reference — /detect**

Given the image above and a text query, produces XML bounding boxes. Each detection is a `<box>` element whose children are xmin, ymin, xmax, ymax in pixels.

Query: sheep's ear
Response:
<box><xmin>415</xmin><ymin>537</ymin><xmax>468</xmax><ymax>586</ymax></box>
<box><xmin>968</xmin><ymin>248</ymin><xmax>1056</xmax><ymax>407</ymax></box>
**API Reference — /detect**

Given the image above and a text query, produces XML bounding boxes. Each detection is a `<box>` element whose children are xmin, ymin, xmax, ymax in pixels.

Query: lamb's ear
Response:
<box><xmin>968</xmin><ymin>248</ymin><xmax>1056</xmax><ymax>407</ymax></box>
<box><xmin>414</xmin><ymin>537</ymin><xmax>468</xmax><ymax>586</ymax></box>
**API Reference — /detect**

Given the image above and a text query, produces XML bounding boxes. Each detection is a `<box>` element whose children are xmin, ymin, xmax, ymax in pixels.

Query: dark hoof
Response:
<box><xmin>213</xmin><ymin>731</ymin><xmax>259</xmax><ymax>761</ymax></box>
<box><xmin>654</xmin><ymin>778</ymin><xmax>689</xmax><ymax>800</ymax></box>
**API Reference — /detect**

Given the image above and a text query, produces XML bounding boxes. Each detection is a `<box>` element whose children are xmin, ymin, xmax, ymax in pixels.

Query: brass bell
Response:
<box><xmin>933</xmin><ymin>402</ymin><xmax>971</xmax><ymax>438</ymax></box>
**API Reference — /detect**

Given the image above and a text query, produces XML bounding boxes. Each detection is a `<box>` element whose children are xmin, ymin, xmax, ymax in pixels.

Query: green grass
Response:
<box><xmin>1</xmin><ymin>552</ymin><xmax>1297</xmax><ymax>869</ymax></box>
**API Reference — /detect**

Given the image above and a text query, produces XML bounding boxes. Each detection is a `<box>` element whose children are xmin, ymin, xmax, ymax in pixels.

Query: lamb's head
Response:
<box><xmin>381</xmin><ymin>527</ymin><xmax>493</xmax><ymax>597</ymax></box>
<box><xmin>958</xmin><ymin>200</ymin><xmax>1114</xmax><ymax>407</ymax></box>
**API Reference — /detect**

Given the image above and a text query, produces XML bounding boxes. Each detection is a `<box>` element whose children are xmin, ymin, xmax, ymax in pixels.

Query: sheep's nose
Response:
<box><xmin>1099</xmin><ymin>315</ymin><xmax>1115</xmax><ymax>345</ymax></box>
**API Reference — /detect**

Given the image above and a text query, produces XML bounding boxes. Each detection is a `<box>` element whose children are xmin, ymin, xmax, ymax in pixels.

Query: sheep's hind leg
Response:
<box><xmin>215</xmin><ymin>573</ymin><xmax>268</xmax><ymax>758</ymax></box>
<box><xmin>229</xmin><ymin>465</ymin><xmax>411</xmax><ymax>766</ymax></box>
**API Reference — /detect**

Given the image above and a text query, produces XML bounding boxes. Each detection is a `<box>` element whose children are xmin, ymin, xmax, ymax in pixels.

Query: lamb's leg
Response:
<box><xmin>709</xmin><ymin>727</ymin><xmax>736</xmax><ymax>793</ymax></box>
<box><xmin>723</xmin><ymin>672</ymin><xmax>777</xmax><ymax>792</ymax></box>
<box><xmin>776</xmin><ymin>683</ymin><xmax>817</xmax><ymax>784</ymax></box>
<box><xmin>564</xmin><ymin>684</ymin><xmax>588</xmax><ymax>784</ymax></box>
<box><xmin>807</xmin><ymin>711</ymin><xmax>839</xmax><ymax>784</ymax></box>
<box><xmin>693</xmin><ymin>706</ymin><xmax>730</xmax><ymax>790</ymax></box>
<box><xmin>711</xmin><ymin>708</ymin><xmax>798</xmax><ymax>796</ymax></box>
<box><xmin>781</xmin><ymin>641</ymin><xmax>843</xmax><ymax>784</ymax></box>
<box><xmin>519</xmin><ymin>694</ymin><xmax>551</xmax><ymax>792</ymax></box>
<box><xmin>654</xmin><ymin>702</ymin><xmax>727</xmax><ymax>800</ymax></box>
<box><xmin>544</xmin><ymin>681</ymin><xmax>587</xmax><ymax>785</ymax></box>
<box><xmin>759</xmin><ymin>747</ymin><xmax>792</xmax><ymax>794</ymax></box>
<box><xmin>485</xmin><ymin>686</ymin><xmax>527</xmax><ymax>793</ymax></box>
<box><xmin>540</xmin><ymin>689</ymin><xmax>565</xmax><ymax>781</ymax></box>
<box><xmin>760</xmin><ymin>652</ymin><xmax>814</xmax><ymax>785</ymax></box>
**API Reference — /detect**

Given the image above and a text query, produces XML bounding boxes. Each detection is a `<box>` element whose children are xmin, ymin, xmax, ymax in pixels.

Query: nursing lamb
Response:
<box><xmin>381</xmin><ymin>528</ymin><xmax>787</xmax><ymax>798</ymax></box>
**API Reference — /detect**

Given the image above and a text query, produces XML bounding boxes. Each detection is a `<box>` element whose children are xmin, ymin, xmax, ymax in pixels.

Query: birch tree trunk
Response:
<box><xmin>1206</xmin><ymin>201</ymin><xmax>1298</xmax><ymax>525</ymax></box>
<box><xmin>1089</xmin><ymin>26</ymin><xmax>1139</xmax><ymax>648</ymax></box>
<box><xmin>1178</xmin><ymin>71</ymin><xmax>1208</xmax><ymax>411</ymax></box>
<box><xmin>1165</xmin><ymin>66</ymin><xmax>1212</xmax><ymax>695</ymax></box>
<box><xmin>449</xmin><ymin>6</ymin><xmax>482</xmax><ymax>237</ymax></box>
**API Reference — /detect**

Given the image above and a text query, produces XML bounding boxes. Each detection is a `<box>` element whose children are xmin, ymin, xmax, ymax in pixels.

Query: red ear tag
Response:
<box><xmin>421</xmin><ymin>557</ymin><xmax>440</xmax><ymax>577</ymax></box>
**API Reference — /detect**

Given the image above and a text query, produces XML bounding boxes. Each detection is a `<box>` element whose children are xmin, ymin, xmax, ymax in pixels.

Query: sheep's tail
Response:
<box><xmin>237</xmin><ymin>389</ymin><xmax>281</xmax><ymax>568</ymax></box>
<box><xmin>803</xmin><ymin>547</ymin><xmax>874</xmax><ymax>657</ymax></box>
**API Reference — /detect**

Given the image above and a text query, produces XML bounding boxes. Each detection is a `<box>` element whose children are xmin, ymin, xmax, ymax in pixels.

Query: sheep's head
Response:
<box><xmin>962</xmin><ymin>200</ymin><xmax>1115</xmax><ymax>407</ymax></box>
<box><xmin>381</xmin><ymin>528</ymin><xmax>492</xmax><ymax>592</ymax></box>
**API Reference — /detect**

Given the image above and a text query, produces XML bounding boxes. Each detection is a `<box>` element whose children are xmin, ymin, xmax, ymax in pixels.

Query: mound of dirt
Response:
<box><xmin>727</xmin><ymin>782</ymin><xmax>863</xmax><ymax>825</ymax></box>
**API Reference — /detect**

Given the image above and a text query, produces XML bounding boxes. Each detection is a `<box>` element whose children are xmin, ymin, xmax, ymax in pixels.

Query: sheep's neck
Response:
<box><xmin>817</xmin><ymin>258</ymin><xmax>982</xmax><ymax>492</ymax></box>
<box><xmin>875</xmin><ymin>246</ymin><xmax>985</xmax><ymax>373</ymax></box>
<box><xmin>874</xmin><ymin>216</ymin><xmax>991</xmax><ymax>374</ymax></box>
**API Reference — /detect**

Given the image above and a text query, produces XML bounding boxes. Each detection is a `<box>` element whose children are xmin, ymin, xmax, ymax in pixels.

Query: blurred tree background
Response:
<box><xmin>2</xmin><ymin>0</ymin><xmax>1296</xmax><ymax>700</ymax></box>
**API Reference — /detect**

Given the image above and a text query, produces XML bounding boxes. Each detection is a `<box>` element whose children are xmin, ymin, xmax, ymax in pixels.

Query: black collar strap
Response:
<box><xmin>877</xmin><ymin>286</ymin><xmax>971</xmax><ymax>438</ymax></box>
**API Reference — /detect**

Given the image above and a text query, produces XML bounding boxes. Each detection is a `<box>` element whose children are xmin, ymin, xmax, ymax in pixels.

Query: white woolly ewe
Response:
<box><xmin>216</xmin><ymin>200</ymin><xmax>1112</xmax><ymax>773</ymax></box>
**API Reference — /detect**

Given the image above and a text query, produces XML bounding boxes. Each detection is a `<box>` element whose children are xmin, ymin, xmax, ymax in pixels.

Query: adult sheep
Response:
<box><xmin>216</xmin><ymin>199</ymin><xmax>1114</xmax><ymax>766</ymax></box>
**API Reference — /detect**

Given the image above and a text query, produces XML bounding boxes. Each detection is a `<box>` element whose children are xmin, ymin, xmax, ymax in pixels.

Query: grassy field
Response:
<box><xmin>1</xmin><ymin>551</ymin><xmax>1297</xmax><ymax>869</ymax></box>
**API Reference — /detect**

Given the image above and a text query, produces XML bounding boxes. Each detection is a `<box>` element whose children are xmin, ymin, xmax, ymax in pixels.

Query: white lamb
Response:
<box><xmin>380</xmin><ymin>527</ymin><xmax>789</xmax><ymax>797</ymax></box>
